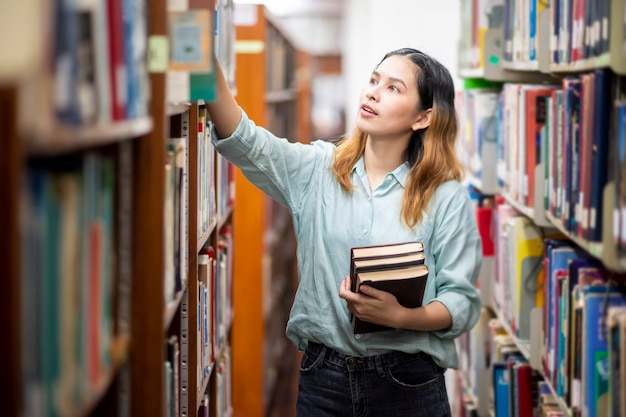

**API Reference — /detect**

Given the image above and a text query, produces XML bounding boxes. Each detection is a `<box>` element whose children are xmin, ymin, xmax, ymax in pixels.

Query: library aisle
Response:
<box><xmin>266</xmin><ymin>347</ymin><xmax>301</xmax><ymax>417</ymax></box>
<box><xmin>4</xmin><ymin>0</ymin><xmax>626</xmax><ymax>417</ymax></box>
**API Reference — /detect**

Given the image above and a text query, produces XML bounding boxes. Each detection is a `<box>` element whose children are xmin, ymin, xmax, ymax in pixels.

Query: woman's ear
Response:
<box><xmin>412</xmin><ymin>109</ymin><xmax>432</xmax><ymax>131</ymax></box>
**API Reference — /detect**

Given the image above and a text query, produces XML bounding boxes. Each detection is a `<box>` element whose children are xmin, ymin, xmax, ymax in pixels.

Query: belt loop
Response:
<box><xmin>319</xmin><ymin>344</ymin><xmax>328</xmax><ymax>363</ymax></box>
<box><xmin>374</xmin><ymin>354</ymin><xmax>385</xmax><ymax>377</ymax></box>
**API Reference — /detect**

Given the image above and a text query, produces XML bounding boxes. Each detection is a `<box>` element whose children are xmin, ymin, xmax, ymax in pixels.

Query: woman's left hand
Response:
<box><xmin>339</xmin><ymin>276</ymin><xmax>403</xmax><ymax>328</ymax></box>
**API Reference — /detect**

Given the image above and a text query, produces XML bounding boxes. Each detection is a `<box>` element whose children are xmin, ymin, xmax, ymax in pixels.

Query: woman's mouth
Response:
<box><xmin>361</xmin><ymin>104</ymin><xmax>377</xmax><ymax>115</ymax></box>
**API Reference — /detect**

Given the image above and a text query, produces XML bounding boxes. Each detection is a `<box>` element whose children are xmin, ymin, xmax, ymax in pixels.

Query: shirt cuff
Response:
<box><xmin>430</xmin><ymin>290</ymin><xmax>479</xmax><ymax>339</ymax></box>
<box><xmin>211</xmin><ymin>107</ymin><xmax>251</xmax><ymax>157</ymax></box>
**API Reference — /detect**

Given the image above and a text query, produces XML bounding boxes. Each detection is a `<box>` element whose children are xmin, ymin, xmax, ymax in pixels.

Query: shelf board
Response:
<box><xmin>197</xmin><ymin>217</ymin><xmax>217</xmax><ymax>252</ymax></box>
<box><xmin>501</xmin><ymin>60</ymin><xmax>541</xmax><ymax>71</ymax></box>
<box><xmin>195</xmin><ymin>325</ymin><xmax>234</xmax><ymax>412</ymax></box>
<box><xmin>542</xmin><ymin>372</ymin><xmax>574</xmax><ymax>417</ymax></box>
<box><xmin>501</xmin><ymin>180</ymin><xmax>553</xmax><ymax>228</ymax></box>
<box><xmin>545</xmin><ymin>211</ymin><xmax>589</xmax><ymax>250</ymax></box>
<box><xmin>459</xmin><ymin>67</ymin><xmax>485</xmax><ymax>79</ymax></box>
<box><xmin>549</xmin><ymin>54</ymin><xmax>610</xmax><ymax>74</ymax></box>
<box><xmin>542</xmin><ymin>183</ymin><xmax>626</xmax><ymax>273</ymax></box>
<box><xmin>196</xmin><ymin>373</ymin><xmax>211</xmax><ymax>410</ymax></box>
<box><xmin>466</xmin><ymin>172</ymin><xmax>498</xmax><ymax>196</ymax></box>
<box><xmin>25</xmin><ymin>117</ymin><xmax>153</xmax><ymax>156</ymax></box>
<box><xmin>491</xmin><ymin>305</ymin><xmax>531</xmax><ymax>361</ymax></box>
<box><xmin>501</xmin><ymin>192</ymin><xmax>535</xmax><ymax>222</ymax></box>
<box><xmin>163</xmin><ymin>286</ymin><xmax>186</xmax><ymax>332</ymax></box>
<box><xmin>265</xmin><ymin>89</ymin><xmax>297</xmax><ymax>103</ymax></box>
<box><xmin>466</xmin><ymin>173</ymin><xmax>483</xmax><ymax>192</ymax></box>
<box><xmin>218</xmin><ymin>206</ymin><xmax>233</xmax><ymax>230</ymax></box>
<box><xmin>167</xmin><ymin>102</ymin><xmax>191</xmax><ymax>116</ymax></box>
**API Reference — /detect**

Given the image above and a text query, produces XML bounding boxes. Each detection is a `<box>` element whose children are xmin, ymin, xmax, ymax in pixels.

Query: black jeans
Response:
<box><xmin>297</xmin><ymin>342</ymin><xmax>452</xmax><ymax>417</ymax></box>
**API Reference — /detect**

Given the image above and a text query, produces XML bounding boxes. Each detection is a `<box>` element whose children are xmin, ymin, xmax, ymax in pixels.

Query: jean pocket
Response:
<box><xmin>385</xmin><ymin>356</ymin><xmax>439</xmax><ymax>390</ymax></box>
<box><xmin>299</xmin><ymin>345</ymin><xmax>326</xmax><ymax>374</ymax></box>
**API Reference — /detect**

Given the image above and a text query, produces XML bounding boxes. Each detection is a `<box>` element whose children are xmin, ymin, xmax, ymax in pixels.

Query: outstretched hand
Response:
<box><xmin>339</xmin><ymin>276</ymin><xmax>403</xmax><ymax>329</ymax></box>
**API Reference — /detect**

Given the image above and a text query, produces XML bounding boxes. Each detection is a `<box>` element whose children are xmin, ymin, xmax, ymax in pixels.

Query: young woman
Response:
<box><xmin>207</xmin><ymin>48</ymin><xmax>482</xmax><ymax>416</ymax></box>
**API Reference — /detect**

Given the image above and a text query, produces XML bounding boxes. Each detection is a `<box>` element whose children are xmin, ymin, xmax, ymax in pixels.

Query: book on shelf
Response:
<box><xmin>524</xmin><ymin>86</ymin><xmax>557</xmax><ymax>209</ymax></box>
<box><xmin>560</xmin><ymin>257</ymin><xmax>605</xmax><ymax>401</ymax></box>
<box><xmin>166</xmin><ymin>8</ymin><xmax>215</xmax><ymax>103</ymax></box>
<box><xmin>349</xmin><ymin>241</ymin><xmax>427</xmax><ymax>334</ymax></box>
<box><xmin>607</xmin><ymin>306</ymin><xmax>626</xmax><ymax>417</ymax></box>
<box><xmin>505</xmin><ymin>215</ymin><xmax>545</xmax><ymax>341</ymax></box>
<box><xmin>458</xmin><ymin>88</ymin><xmax>499</xmax><ymax>193</ymax></box>
<box><xmin>581</xmin><ymin>285</ymin><xmax>626</xmax><ymax>417</ymax></box>
<box><xmin>543</xmin><ymin>240</ymin><xmax>585</xmax><ymax>389</ymax></box>
<box><xmin>165</xmin><ymin>335</ymin><xmax>180</xmax><ymax>417</ymax></box>
<box><xmin>583</xmin><ymin>69</ymin><xmax>612</xmax><ymax>242</ymax></box>
<box><xmin>614</xmin><ymin>77</ymin><xmax>626</xmax><ymax>266</ymax></box>
<box><xmin>107</xmin><ymin>0</ymin><xmax>128</xmax><ymax>121</ymax></box>
<box><xmin>493</xmin><ymin>360</ymin><xmax>510</xmax><ymax>417</ymax></box>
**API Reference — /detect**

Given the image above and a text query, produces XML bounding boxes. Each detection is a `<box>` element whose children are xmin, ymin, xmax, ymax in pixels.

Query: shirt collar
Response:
<box><xmin>352</xmin><ymin>156</ymin><xmax>411</xmax><ymax>188</ymax></box>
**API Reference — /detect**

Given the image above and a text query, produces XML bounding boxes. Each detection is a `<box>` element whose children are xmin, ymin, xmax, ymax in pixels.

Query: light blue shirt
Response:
<box><xmin>213</xmin><ymin>109</ymin><xmax>482</xmax><ymax>369</ymax></box>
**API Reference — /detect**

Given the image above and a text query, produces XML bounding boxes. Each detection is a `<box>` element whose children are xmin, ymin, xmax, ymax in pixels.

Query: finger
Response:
<box><xmin>342</xmin><ymin>277</ymin><xmax>351</xmax><ymax>291</ymax></box>
<box><xmin>340</xmin><ymin>285</ymin><xmax>359</xmax><ymax>302</ymax></box>
<box><xmin>346</xmin><ymin>301</ymin><xmax>355</xmax><ymax>314</ymax></box>
<box><xmin>358</xmin><ymin>284</ymin><xmax>384</xmax><ymax>300</ymax></box>
<box><xmin>338</xmin><ymin>279</ymin><xmax>352</xmax><ymax>300</ymax></box>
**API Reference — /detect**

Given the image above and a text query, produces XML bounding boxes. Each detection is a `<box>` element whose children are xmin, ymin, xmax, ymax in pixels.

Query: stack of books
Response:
<box><xmin>349</xmin><ymin>241</ymin><xmax>428</xmax><ymax>334</ymax></box>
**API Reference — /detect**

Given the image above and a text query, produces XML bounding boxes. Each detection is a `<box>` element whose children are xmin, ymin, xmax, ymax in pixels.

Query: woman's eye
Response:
<box><xmin>369</xmin><ymin>78</ymin><xmax>377</xmax><ymax>85</ymax></box>
<box><xmin>389</xmin><ymin>85</ymin><xmax>399</xmax><ymax>92</ymax></box>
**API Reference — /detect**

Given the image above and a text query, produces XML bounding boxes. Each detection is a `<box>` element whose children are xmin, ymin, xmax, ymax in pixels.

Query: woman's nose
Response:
<box><xmin>366</xmin><ymin>88</ymin><xmax>378</xmax><ymax>101</ymax></box>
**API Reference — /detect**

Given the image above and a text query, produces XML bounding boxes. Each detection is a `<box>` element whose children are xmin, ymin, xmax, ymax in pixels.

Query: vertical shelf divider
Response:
<box><xmin>0</xmin><ymin>85</ymin><xmax>21</xmax><ymax>415</ymax></box>
<box><xmin>131</xmin><ymin>0</ymin><xmax>167</xmax><ymax>415</ymax></box>
<box><xmin>186</xmin><ymin>102</ymin><xmax>200</xmax><ymax>412</ymax></box>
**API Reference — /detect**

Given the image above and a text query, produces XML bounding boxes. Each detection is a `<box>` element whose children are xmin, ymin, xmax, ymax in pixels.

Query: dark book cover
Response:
<box><xmin>588</xmin><ymin>69</ymin><xmax>612</xmax><ymax>242</ymax></box>
<box><xmin>351</xmin><ymin>265</ymin><xmax>428</xmax><ymax>334</ymax></box>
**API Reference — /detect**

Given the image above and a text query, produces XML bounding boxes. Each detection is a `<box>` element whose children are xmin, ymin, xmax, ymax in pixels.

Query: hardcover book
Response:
<box><xmin>349</xmin><ymin>241</ymin><xmax>427</xmax><ymax>334</ymax></box>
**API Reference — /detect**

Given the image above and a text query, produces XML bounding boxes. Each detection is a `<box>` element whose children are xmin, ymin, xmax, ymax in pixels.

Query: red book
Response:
<box><xmin>516</xmin><ymin>363</ymin><xmax>534</xmax><ymax>416</ymax></box>
<box><xmin>88</xmin><ymin>221</ymin><xmax>102</xmax><ymax>387</ymax></box>
<box><xmin>107</xmin><ymin>0</ymin><xmax>127</xmax><ymax>120</ymax></box>
<box><xmin>476</xmin><ymin>206</ymin><xmax>495</xmax><ymax>256</ymax></box>
<box><xmin>525</xmin><ymin>87</ymin><xmax>555</xmax><ymax>209</ymax></box>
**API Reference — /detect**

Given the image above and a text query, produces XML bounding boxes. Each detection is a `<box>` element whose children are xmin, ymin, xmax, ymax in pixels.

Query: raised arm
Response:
<box><xmin>206</xmin><ymin>59</ymin><xmax>242</xmax><ymax>139</ymax></box>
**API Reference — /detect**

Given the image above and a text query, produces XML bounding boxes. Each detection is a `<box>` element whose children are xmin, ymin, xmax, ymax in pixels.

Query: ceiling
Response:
<box><xmin>259</xmin><ymin>0</ymin><xmax>345</xmax><ymax>18</ymax></box>
<box><xmin>234</xmin><ymin>0</ymin><xmax>346</xmax><ymax>55</ymax></box>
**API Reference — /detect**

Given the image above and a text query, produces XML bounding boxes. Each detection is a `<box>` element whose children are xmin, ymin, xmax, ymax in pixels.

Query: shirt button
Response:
<box><xmin>355</xmin><ymin>334</ymin><xmax>361</xmax><ymax>339</ymax></box>
<box><xmin>361</xmin><ymin>229</ymin><xmax>368</xmax><ymax>234</ymax></box>
<box><xmin>386</xmin><ymin>175</ymin><xmax>393</xmax><ymax>181</ymax></box>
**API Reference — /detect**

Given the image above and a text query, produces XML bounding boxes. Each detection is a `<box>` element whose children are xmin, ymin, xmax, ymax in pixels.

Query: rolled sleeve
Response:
<box><xmin>429</xmin><ymin>184</ymin><xmax>482</xmax><ymax>339</ymax></box>
<box><xmin>211</xmin><ymin>108</ymin><xmax>328</xmax><ymax>213</ymax></box>
<box><xmin>211</xmin><ymin>109</ymin><xmax>258</xmax><ymax>159</ymax></box>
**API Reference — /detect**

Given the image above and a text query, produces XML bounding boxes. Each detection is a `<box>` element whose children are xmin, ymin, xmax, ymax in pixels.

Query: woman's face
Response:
<box><xmin>356</xmin><ymin>55</ymin><xmax>423</xmax><ymax>139</ymax></box>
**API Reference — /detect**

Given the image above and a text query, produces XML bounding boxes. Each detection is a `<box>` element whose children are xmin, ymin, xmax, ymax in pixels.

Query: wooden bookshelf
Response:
<box><xmin>231</xmin><ymin>4</ymin><xmax>312</xmax><ymax>415</ymax></box>
<box><xmin>0</xmin><ymin>85</ymin><xmax>22</xmax><ymax>416</ymax></box>
<box><xmin>0</xmin><ymin>0</ymin><xmax>238</xmax><ymax>416</ymax></box>
<box><xmin>231</xmin><ymin>5</ymin><xmax>267</xmax><ymax>415</ymax></box>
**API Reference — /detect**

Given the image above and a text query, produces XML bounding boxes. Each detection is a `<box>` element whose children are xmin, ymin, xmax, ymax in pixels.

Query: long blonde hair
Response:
<box><xmin>331</xmin><ymin>48</ymin><xmax>464</xmax><ymax>228</ymax></box>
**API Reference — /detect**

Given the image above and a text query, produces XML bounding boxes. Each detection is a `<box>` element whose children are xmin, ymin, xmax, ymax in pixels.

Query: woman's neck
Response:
<box><xmin>363</xmin><ymin>136</ymin><xmax>407</xmax><ymax>191</ymax></box>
